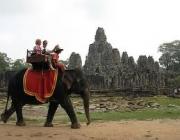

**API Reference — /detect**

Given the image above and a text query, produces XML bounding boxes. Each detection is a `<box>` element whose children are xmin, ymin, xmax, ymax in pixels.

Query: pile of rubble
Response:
<box><xmin>72</xmin><ymin>96</ymin><xmax>161</xmax><ymax>113</ymax></box>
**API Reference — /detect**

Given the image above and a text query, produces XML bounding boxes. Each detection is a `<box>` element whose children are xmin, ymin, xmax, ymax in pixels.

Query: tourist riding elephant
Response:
<box><xmin>1</xmin><ymin>68</ymin><xmax>90</xmax><ymax>129</ymax></box>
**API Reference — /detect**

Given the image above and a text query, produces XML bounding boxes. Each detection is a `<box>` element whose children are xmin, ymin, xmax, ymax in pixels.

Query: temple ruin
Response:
<box><xmin>69</xmin><ymin>27</ymin><xmax>165</xmax><ymax>93</ymax></box>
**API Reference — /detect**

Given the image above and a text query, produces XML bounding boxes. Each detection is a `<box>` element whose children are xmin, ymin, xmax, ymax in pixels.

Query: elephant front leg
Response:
<box><xmin>15</xmin><ymin>104</ymin><xmax>25</xmax><ymax>126</ymax></box>
<box><xmin>60</xmin><ymin>96</ymin><xmax>80</xmax><ymax>129</ymax></box>
<box><xmin>44</xmin><ymin>102</ymin><xmax>58</xmax><ymax>127</ymax></box>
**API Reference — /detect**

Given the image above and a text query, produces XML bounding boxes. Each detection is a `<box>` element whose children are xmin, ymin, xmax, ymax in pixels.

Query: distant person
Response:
<box><xmin>51</xmin><ymin>44</ymin><xmax>65</xmax><ymax>72</ymax></box>
<box><xmin>33</xmin><ymin>39</ymin><xmax>42</xmax><ymax>55</ymax></box>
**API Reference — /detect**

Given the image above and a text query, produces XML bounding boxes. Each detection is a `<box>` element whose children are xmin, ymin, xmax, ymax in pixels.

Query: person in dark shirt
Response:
<box><xmin>42</xmin><ymin>40</ymin><xmax>55</xmax><ymax>70</ymax></box>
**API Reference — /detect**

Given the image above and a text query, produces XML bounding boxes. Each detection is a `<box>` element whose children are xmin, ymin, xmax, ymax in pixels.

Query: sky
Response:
<box><xmin>1</xmin><ymin>0</ymin><xmax>180</xmax><ymax>64</ymax></box>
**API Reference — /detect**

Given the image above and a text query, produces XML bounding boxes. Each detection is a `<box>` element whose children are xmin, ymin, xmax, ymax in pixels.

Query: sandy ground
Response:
<box><xmin>0</xmin><ymin>120</ymin><xmax>180</xmax><ymax>140</ymax></box>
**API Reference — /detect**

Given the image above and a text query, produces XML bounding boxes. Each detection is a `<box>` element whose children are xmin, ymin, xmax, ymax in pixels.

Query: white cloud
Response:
<box><xmin>1</xmin><ymin>0</ymin><xmax>180</xmax><ymax>64</ymax></box>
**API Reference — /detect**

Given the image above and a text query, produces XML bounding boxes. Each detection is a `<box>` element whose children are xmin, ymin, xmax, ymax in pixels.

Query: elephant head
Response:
<box><xmin>63</xmin><ymin>68</ymin><xmax>91</xmax><ymax>125</ymax></box>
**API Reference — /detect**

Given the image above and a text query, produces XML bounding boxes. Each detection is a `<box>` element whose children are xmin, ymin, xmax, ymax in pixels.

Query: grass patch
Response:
<box><xmin>74</xmin><ymin>109</ymin><xmax>180</xmax><ymax>123</ymax></box>
<box><xmin>87</xmin><ymin>109</ymin><xmax>180</xmax><ymax>121</ymax></box>
<box><xmin>144</xmin><ymin>96</ymin><xmax>180</xmax><ymax>106</ymax></box>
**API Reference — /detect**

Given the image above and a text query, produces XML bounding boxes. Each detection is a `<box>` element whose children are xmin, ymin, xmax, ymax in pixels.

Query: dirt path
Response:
<box><xmin>0</xmin><ymin>120</ymin><xmax>180</xmax><ymax>140</ymax></box>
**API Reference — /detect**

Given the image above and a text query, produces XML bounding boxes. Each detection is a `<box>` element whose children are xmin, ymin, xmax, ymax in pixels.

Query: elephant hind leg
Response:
<box><xmin>15</xmin><ymin>104</ymin><xmax>26</xmax><ymax>126</ymax></box>
<box><xmin>1</xmin><ymin>103</ymin><xmax>15</xmax><ymax>123</ymax></box>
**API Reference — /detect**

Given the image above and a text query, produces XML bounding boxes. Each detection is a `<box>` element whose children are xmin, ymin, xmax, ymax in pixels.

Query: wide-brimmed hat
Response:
<box><xmin>53</xmin><ymin>44</ymin><xmax>63</xmax><ymax>52</ymax></box>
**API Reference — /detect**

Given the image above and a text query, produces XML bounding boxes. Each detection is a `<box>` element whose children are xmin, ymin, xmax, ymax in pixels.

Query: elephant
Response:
<box><xmin>1</xmin><ymin>68</ymin><xmax>90</xmax><ymax>129</ymax></box>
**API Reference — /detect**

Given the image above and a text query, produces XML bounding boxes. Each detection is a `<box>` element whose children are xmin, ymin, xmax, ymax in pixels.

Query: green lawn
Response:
<box><xmin>85</xmin><ymin>108</ymin><xmax>180</xmax><ymax>122</ymax></box>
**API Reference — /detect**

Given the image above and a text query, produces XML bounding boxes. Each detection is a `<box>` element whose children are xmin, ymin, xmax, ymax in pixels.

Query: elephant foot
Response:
<box><xmin>71</xmin><ymin>123</ymin><xmax>81</xmax><ymax>129</ymax></box>
<box><xmin>44</xmin><ymin>122</ymin><xmax>53</xmax><ymax>127</ymax></box>
<box><xmin>86</xmin><ymin>121</ymin><xmax>91</xmax><ymax>125</ymax></box>
<box><xmin>16</xmin><ymin>121</ymin><xmax>26</xmax><ymax>126</ymax></box>
<box><xmin>1</xmin><ymin>112</ymin><xmax>8</xmax><ymax>123</ymax></box>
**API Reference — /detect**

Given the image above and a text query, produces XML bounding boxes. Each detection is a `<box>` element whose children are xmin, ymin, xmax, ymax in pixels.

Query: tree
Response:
<box><xmin>0</xmin><ymin>52</ymin><xmax>11</xmax><ymax>73</ymax></box>
<box><xmin>159</xmin><ymin>52</ymin><xmax>173</xmax><ymax>70</ymax></box>
<box><xmin>159</xmin><ymin>40</ymin><xmax>180</xmax><ymax>88</ymax></box>
<box><xmin>158</xmin><ymin>40</ymin><xmax>180</xmax><ymax>72</ymax></box>
<box><xmin>11</xmin><ymin>59</ymin><xmax>28</xmax><ymax>71</ymax></box>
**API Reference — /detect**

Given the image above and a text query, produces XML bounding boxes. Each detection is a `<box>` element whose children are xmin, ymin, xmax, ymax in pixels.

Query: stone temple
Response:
<box><xmin>68</xmin><ymin>52</ymin><xmax>82</xmax><ymax>69</ymax></box>
<box><xmin>69</xmin><ymin>27</ymin><xmax>165</xmax><ymax>92</ymax></box>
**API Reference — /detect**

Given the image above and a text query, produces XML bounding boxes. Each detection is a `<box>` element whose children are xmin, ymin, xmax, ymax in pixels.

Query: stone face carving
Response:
<box><xmin>68</xmin><ymin>52</ymin><xmax>82</xmax><ymax>69</ymax></box>
<box><xmin>112</xmin><ymin>49</ymin><xmax>121</xmax><ymax>65</ymax></box>
<box><xmin>95</xmin><ymin>27</ymin><xmax>107</xmax><ymax>43</ymax></box>
<box><xmin>83</xmin><ymin>27</ymin><xmax>165</xmax><ymax>92</ymax></box>
<box><xmin>84</xmin><ymin>27</ymin><xmax>121</xmax><ymax>89</ymax></box>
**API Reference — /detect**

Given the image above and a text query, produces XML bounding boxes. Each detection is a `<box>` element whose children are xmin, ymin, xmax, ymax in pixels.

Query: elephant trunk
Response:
<box><xmin>81</xmin><ymin>89</ymin><xmax>90</xmax><ymax>125</ymax></box>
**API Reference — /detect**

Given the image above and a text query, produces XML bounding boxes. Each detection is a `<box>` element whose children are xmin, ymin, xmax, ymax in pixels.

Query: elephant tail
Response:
<box><xmin>3</xmin><ymin>82</ymin><xmax>11</xmax><ymax>113</ymax></box>
<box><xmin>4</xmin><ymin>78</ymin><xmax>13</xmax><ymax>113</ymax></box>
<box><xmin>1</xmin><ymin>81</ymin><xmax>12</xmax><ymax>123</ymax></box>
<box><xmin>4</xmin><ymin>91</ymin><xmax>10</xmax><ymax>113</ymax></box>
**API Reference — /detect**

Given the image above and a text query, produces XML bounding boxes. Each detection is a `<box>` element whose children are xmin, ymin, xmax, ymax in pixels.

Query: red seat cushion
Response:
<box><xmin>23</xmin><ymin>68</ymin><xmax>58</xmax><ymax>103</ymax></box>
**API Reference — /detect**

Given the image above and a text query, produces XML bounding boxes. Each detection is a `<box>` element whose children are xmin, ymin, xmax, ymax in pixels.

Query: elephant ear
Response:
<box><xmin>62</xmin><ymin>72</ymin><xmax>73</xmax><ymax>89</ymax></box>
